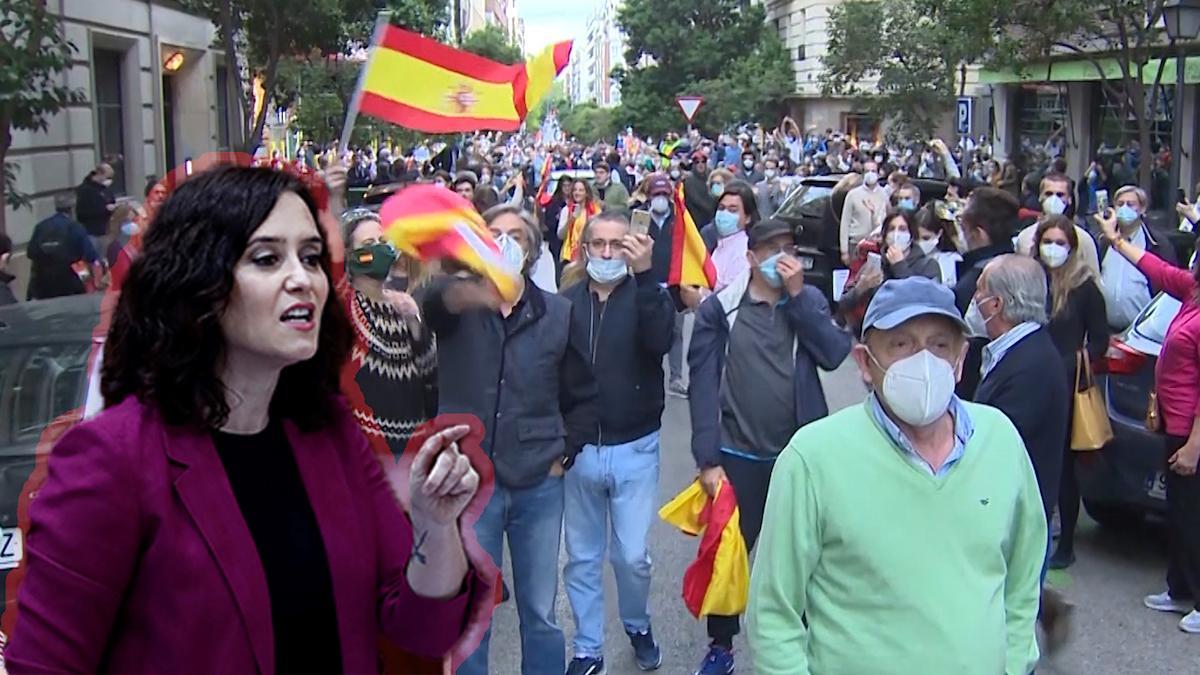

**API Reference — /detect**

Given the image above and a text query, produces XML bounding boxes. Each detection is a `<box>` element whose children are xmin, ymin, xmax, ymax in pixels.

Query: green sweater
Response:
<box><xmin>747</xmin><ymin>400</ymin><xmax>1046</xmax><ymax>675</ymax></box>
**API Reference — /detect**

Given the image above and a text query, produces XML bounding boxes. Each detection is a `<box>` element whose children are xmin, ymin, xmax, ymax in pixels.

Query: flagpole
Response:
<box><xmin>340</xmin><ymin>11</ymin><xmax>390</xmax><ymax>155</ymax></box>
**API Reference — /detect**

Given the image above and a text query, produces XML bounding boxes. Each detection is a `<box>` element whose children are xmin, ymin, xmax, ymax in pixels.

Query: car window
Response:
<box><xmin>12</xmin><ymin>344</ymin><xmax>91</xmax><ymax>444</ymax></box>
<box><xmin>1131</xmin><ymin>292</ymin><xmax>1182</xmax><ymax>344</ymax></box>
<box><xmin>775</xmin><ymin>185</ymin><xmax>833</xmax><ymax>219</ymax></box>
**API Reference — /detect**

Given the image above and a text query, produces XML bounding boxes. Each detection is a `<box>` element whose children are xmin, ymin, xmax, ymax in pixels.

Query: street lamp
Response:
<box><xmin>1163</xmin><ymin>0</ymin><xmax>1200</xmax><ymax>202</ymax></box>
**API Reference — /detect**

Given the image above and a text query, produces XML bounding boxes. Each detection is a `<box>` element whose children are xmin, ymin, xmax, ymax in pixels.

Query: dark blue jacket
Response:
<box><xmin>687</xmin><ymin>271</ymin><xmax>852</xmax><ymax>467</ymax></box>
<box><xmin>561</xmin><ymin>271</ymin><xmax>675</xmax><ymax>446</ymax></box>
<box><xmin>424</xmin><ymin>277</ymin><xmax>598</xmax><ymax>488</ymax></box>
<box><xmin>974</xmin><ymin>327</ymin><xmax>1070</xmax><ymax>518</ymax></box>
<box><xmin>27</xmin><ymin>212</ymin><xmax>99</xmax><ymax>300</ymax></box>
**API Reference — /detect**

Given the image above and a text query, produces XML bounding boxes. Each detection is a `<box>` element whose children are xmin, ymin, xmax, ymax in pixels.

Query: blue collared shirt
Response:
<box><xmin>980</xmin><ymin>321</ymin><xmax>1041</xmax><ymax>381</ymax></box>
<box><xmin>868</xmin><ymin>392</ymin><xmax>974</xmax><ymax>478</ymax></box>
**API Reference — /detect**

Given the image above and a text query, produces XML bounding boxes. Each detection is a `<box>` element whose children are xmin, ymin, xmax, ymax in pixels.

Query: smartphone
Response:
<box><xmin>1095</xmin><ymin>189</ymin><xmax>1109</xmax><ymax>212</ymax></box>
<box><xmin>630</xmin><ymin>210</ymin><xmax>652</xmax><ymax>236</ymax></box>
<box><xmin>1179</xmin><ymin>188</ymin><xmax>1189</xmax><ymax>204</ymax></box>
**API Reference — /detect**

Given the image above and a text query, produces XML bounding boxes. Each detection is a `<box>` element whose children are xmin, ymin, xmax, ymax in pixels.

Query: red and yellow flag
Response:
<box><xmin>379</xmin><ymin>185</ymin><xmax>520</xmax><ymax>302</ymax></box>
<box><xmin>358</xmin><ymin>25</ymin><xmax>572</xmax><ymax>133</ymax></box>
<box><xmin>535</xmin><ymin>155</ymin><xmax>554</xmax><ymax>206</ymax></box>
<box><xmin>560</xmin><ymin>201</ymin><xmax>601</xmax><ymax>263</ymax></box>
<box><xmin>669</xmin><ymin>183</ymin><xmax>717</xmax><ymax>289</ymax></box>
<box><xmin>659</xmin><ymin>480</ymin><xmax>749</xmax><ymax>618</ymax></box>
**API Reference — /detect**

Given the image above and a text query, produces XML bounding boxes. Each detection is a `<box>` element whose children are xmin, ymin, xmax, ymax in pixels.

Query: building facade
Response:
<box><xmin>4</xmin><ymin>0</ymin><xmax>238</xmax><ymax>249</ymax></box>
<box><xmin>568</xmin><ymin>0</ymin><xmax>624</xmax><ymax>107</ymax></box>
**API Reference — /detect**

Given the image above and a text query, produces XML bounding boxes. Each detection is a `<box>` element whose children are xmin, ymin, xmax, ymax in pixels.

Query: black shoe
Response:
<box><xmin>627</xmin><ymin>627</ymin><xmax>662</xmax><ymax>671</ymax></box>
<box><xmin>1048</xmin><ymin>549</ymin><xmax>1075</xmax><ymax>570</ymax></box>
<box><xmin>566</xmin><ymin>656</ymin><xmax>605</xmax><ymax>675</ymax></box>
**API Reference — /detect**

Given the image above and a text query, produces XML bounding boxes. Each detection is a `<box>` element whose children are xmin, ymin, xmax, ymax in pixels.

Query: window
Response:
<box><xmin>797</xmin><ymin>10</ymin><xmax>807</xmax><ymax>61</ymax></box>
<box><xmin>12</xmin><ymin>344</ymin><xmax>90</xmax><ymax>444</ymax></box>
<box><xmin>1015</xmin><ymin>84</ymin><xmax>1068</xmax><ymax>149</ymax></box>
<box><xmin>93</xmin><ymin>48</ymin><xmax>127</xmax><ymax>195</ymax></box>
<box><xmin>216</xmin><ymin>65</ymin><xmax>231</xmax><ymax>150</ymax></box>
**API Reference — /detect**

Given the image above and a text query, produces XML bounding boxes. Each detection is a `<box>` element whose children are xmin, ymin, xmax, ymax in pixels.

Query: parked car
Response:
<box><xmin>1079</xmin><ymin>291</ymin><xmax>1181</xmax><ymax>526</ymax></box>
<box><xmin>0</xmin><ymin>294</ymin><xmax>104</xmax><ymax>624</ymax></box>
<box><xmin>771</xmin><ymin>174</ymin><xmax>951</xmax><ymax>305</ymax></box>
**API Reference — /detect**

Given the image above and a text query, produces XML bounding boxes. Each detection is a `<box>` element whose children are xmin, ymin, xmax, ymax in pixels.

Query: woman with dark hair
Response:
<box><xmin>342</xmin><ymin>208</ymin><xmax>437</xmax><ymax>461</ymax></box>
<box><xmin>557</xmin><ymin>178</ymin><xmax>601</xmax><ymax>263</ymax></box>
<box><xmin>839</xmin><ymin>210</ymin><xmax>942</xmax><ymax>332</ymax></box>
<box><xmin>1033</xmin><ymin>214</ymin><xmax>1109</xmax><ymax>570</ymax></box>
<box><xmin>696</xmin><ymin>180</ymin><xmax>759</xmax><ymax>299</ymax></box>
<box><xmin>1098</xmin><ymin>210</ymin><xmax>1200</xmax><ymax>634</ymax></box>
<box><xmin>915</xmin><ymin>203</ymin><xmax>965</xmax><ymax>285</ymax></box>
<box><xmin>7</xmin><ymin>166</ymin><xmax>491</xmax><ymax>673</ymax></box>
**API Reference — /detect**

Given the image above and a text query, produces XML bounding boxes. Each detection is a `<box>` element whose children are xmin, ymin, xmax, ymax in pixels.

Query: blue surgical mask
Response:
<box><xmin>1116</xmin><ymin>204</ymin><xmax>1139</xmax><ymax>225</ymax></box>
<box><xmin>586</xmin><ymin>256</ymin><xmax>628</xmax><ymax>284</ymax></box>
<box><xmin>496</xmin><ymin>233</ymin><xmax>525</xmax><ymax>271</ymax></box>
<box><xmin>897</xmin><ymin>198</ymin><xmax>916</xmax><ymax>211</ymax></box>
<box><xmin>120</xmin><ymin>221</ymin><xmax>139</xmax><ymax>237</ymax></box>
<box><xmin>714</xmin><ymin>210</ymin><xmax>741</xmax><ymax>237</ymax></box>
<box><xmin>711</xmin><ymin>182</ymin><xmax>725</xmax><ymax>197</ymax></box>
<box><xmin>757</xmin><ymin>253</ymin><xmax>784</xmax><ymax>288</ymax></box>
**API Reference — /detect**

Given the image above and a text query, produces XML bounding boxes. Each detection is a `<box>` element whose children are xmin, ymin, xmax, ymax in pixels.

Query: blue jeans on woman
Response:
<box><xmin>458</xmin><ymin>474</ymin><xmax>566</xmax><ymax>675</ymax></box>
<box><xmin>563</xmin><ymin>430</ymin><xmax>661</xmax><ymax>659</ymax></box>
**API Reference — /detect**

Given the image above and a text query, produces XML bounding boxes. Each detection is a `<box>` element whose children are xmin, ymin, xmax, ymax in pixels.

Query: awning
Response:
<box><xmin>978</xmin><ymin>56</ymin><xmax>1200</xmax><ymax>85</ymax></box>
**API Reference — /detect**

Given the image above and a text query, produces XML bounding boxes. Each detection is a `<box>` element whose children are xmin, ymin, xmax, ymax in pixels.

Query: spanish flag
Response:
<box><xmin>358</xmin><ymin>24</ymin><xmax>572</xmax><ymax>133</ymax></box>
<box><xmin>659</xmin><ymin>480</ymin><xmax>749</xmax><ymax>618</ymax></box>
<box><xmin>669</xmin><ymin>183</ymin><xmax>717</xmax><ymax>288</ymax></box>
<box><xmin>560</xmin><ymin>201</ymin><xmax>601</xmax><ymax>263</ymax></box>
<box><xmin>535</xmin><ymin>155</ymin><xmax>554</xmax><ymax>206</ymax></box>
<box><xmin>379</xmin><ymin>184</ymin><xmax>521</xmax><ymax>302</ymax></box>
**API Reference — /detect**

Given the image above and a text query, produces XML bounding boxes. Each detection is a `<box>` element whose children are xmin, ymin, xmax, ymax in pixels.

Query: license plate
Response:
<box><xmin>799</xmin><ymin>256</ymin><xmax>815</xmax><ymax>270</ymax></box>
<box><xmin>1146</xmin><ymin>471</ymin><xmax>1168</xmax><ymax>500</ymax></box>
<box><xmin>0</xmin><ymin>527</ymin><xmax>22</xmax><ymax>570</ymax></box>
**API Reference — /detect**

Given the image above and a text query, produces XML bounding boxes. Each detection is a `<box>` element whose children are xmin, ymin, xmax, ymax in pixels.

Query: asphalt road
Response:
<box><xmin>488</xmin><ymin>358</ymin><xmax>1197</xmax><ymax>674</ymax></box>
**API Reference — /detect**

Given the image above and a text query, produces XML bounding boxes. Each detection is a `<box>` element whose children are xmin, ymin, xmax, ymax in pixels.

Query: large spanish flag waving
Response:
<box><xmin>379</xmin><ymin>185</ymin><xmax>521</xmax><ymax>302</ymax></box>
<box><xmin>358</xmin><ymin>24</ymin><xmax>572</xmax><ymax>133</ymax></box>
<box><xmin>669</xmin><ymin>183</ymin><xmax>717</xmax><ymax>289</ymax></box>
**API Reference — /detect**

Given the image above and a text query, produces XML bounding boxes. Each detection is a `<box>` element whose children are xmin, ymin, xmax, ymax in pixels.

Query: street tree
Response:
<box><xmin>461</xmin><ymin>23</ymin><xmax>523</xmax><ymax>65</ymax></box>
<box><xmin>561</xmin><ymin>103</ymin><xmax>619</xmax><ymax>145</ymax></box>
<box><xmin>0</xmin><ymin>0</ymin><xmax>85</xmax><ymax>235</ymax></box>
<box><xmin>615</xmin><ymin>0</ymin><xmax>794</xmax><ymax>136</ymax></box>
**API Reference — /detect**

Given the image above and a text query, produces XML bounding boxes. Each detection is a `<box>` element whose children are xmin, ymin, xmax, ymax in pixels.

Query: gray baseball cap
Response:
<box><xmin>861</xmin><ymin>277</ymin><xmax>969</xmax><ymax>337</ymax></box>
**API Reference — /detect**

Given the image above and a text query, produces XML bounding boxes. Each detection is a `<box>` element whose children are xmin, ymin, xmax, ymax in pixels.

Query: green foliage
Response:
<box><xmin>560</xmin><ymin>103</ymin><xmax>618</xmax><ymax>145</ymax></box>
<box><xmin>461</xmin><ymin>23</ymin><xmax>523</xmax><ymax>65</ymax></box>
<box><xmin>615</xmin><ymin>0</ymin><xmax>790</xmax><ymax>135</ymax></box>
<box><xmin>0</xmin><ymin>0</ymin><xmax>87</xmax><ymax>230</ymax></box>
<box><xmin>821</xmin><ymin>0</ymin><xmax>999</xmax><ymax>138</ymax></box>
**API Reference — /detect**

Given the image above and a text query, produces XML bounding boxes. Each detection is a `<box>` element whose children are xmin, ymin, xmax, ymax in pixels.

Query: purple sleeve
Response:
<box><xmin>347</xmin><ymin>414</ymin><xmax>491</xmax><ymax>659</ymax></box>
<box><xmin>1137</xmin><ymin>253</ymin><xmax>1197</xmax><ymax>302</ymax></box>
<box><xmin>6</xmin><ymin>425</ymin><xmax>141</xmax><ymax>673</ymax></box>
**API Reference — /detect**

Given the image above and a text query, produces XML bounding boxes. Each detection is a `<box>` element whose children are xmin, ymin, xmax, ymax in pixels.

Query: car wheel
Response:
<box><xmin>1082</xmin><ymin>498</ymin><xmax>1143</xmax><ymax>529</ymax></box>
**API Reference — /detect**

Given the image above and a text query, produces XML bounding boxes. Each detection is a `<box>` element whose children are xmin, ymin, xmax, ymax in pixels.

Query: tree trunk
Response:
<box><xmin>453</xmin><ymin>0</ymin><xmax>463</xmax><ymax>45</ymax></box>
<box><xmin>217</xmin><ymin>0</ymin><xmax>254</xmax><ymax>153</ymax></box>
<box><xmin>247</xmin><ymin>51</ymin><xmax>281</xmax><ymax>155</ymax></box>
<box><xmin>0</xmin><ymin>121</ymin><xmax>11</xmax><ymax>236</ymax></box>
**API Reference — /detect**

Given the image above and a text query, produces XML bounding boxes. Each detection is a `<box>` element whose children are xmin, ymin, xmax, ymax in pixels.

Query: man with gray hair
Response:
<box><xmin>1096</xmin><ymin>185</ymin><xmax>1178</xmax><ymax>331</ymax></box>
<box><xmin>27</xmin><ymin>191</ymin><xmax>100</xmax><ymax>300</ymax></box>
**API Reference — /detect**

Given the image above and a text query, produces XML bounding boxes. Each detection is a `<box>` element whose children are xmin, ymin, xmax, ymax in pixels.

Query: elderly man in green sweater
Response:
<box><xmin>747</xmin><ymin>276</ymin><xmax>1046</xmax><ymax>675</ymax></box>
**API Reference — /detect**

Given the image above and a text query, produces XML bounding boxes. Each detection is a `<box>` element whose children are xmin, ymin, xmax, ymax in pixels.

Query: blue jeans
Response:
<box><xmin>564</xmin><ymin>430</ymin><xmax>661</xmax><ymax>659</ymax></box>
<box><xmin>457</xmin><ymin>475</ymin><xmax>566</xmax><ymax>675</ymax></box>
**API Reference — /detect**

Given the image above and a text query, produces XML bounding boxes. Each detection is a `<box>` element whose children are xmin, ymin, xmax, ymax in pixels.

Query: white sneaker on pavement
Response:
<box><xmin>1144</xmin><ymin>591</ymin><xmax>1194</xmax><ymax>614</ymax></box>
<box><xmin>1180</xmin><ymin>610</ymin><xmax>1200</xmax><ymax>634</ymax></box>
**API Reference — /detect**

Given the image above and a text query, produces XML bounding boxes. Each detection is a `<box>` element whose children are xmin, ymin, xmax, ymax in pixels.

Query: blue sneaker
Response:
<box><xmin>627</xmin><ymin>627</ymin><xmax>662</xmax><ymax>671</ymax></box>
<box><xmin>566</xmin><ymin>656</ymin><xmax>605</xmax><ymax>675</ymax></box>
<box><xmin>694</xmin><ymin>644</ymin><xmax>734</xmax><ymax>675</ymax></box>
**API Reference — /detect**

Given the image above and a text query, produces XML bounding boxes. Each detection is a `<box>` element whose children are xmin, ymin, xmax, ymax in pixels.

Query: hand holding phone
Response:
<box><xmin>630</xmin><ymin>210</ymin><xmax>652</xmax><ymax>236</ymax></box>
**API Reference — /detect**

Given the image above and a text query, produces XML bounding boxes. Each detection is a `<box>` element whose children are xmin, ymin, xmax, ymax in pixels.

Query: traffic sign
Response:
<box><xmin>956</xmin><ymin>97</ymin><xmax>973</xmax><ymax>135</ymax></box>
<box><xmin>676</xmin><ymin>96</ymin><xmax>705</xmax><ymax>123</ymax></box>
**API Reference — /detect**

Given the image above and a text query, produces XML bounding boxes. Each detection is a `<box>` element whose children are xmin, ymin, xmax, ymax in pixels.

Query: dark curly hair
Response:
<box><xmin>101</xmin><ymin>166</ymin><xmax>353</xmax><ymax>432</ymax></box>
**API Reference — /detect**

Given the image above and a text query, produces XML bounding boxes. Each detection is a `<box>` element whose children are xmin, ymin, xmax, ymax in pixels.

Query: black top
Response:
<box><xmin>1047</xmin><ymin>278</ymin><xmax>1110</xmax><ymax>376</ymax></box>
<box><xmin>213</xmin><ymin>421</ymin><xmax>342</xmax><ymax>675</ymax></box>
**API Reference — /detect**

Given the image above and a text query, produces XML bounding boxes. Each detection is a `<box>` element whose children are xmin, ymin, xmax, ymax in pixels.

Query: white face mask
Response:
<box><xmin>863</xmin><ymin>171</ymin><xmax>879</xmax><ymax>187</ymax></box>
<box><xmin>917</xmin><ymin>237</ymin><xmax>939</xmax><ymax>255</ymax></box>
<box><xmin>887</xmin><ymin>230</ymin><xmax>911</xmax><ymax>251</ymax></box>
<box><xmin>1042</xmin><ymin>195</ymin><xmax>1067</xmax><ymax>215</ymax></box>
<box><xmin>964</xmin><ymin>295</ymin><xmax>997</xmax><ymax>338</ymax></box>
<box><xmin>496</xmin><ymin>233</ymin><xmax>525</xmax><ymax>272</ymax></box>
<box><xmin>870</xmin><ymin>349</ymin><xmax>957</xmax><ymax>427</ymax></box>
<box><xmin>650</xmin><ymin>195</ymin><xmax>671</xmax><ymax>215</ymax></box>
<box><xmin>1040</xmin><ymin>242</ymin><xmax>1070</xmax><ymax>268</ymax></box>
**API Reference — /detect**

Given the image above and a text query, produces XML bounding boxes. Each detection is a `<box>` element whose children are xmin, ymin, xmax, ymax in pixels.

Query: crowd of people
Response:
<box><xmin>2</xmin><ymin>115</ymin><xmax>1200</xmax><ymax>675</ymax></box>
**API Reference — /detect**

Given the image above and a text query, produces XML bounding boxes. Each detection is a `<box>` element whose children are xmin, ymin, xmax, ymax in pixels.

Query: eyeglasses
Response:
<box><xmin>587</xmin><ymin>239</ymin><xmax>625</xmax><ymax>254</ymax></box>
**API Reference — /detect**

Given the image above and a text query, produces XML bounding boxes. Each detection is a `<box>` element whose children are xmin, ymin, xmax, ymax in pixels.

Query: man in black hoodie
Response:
<box><xmin>559</xmin><ymin>211</ymin><xmax>675</xmax><ymax>675</ymax></box>
<box><xmin>74</xmin><ymin>163</ymin><xmax>115</xmax><ymax>252</ymax></box>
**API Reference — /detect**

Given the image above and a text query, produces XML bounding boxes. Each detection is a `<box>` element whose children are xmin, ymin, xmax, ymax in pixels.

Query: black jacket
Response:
<box><xmin>0</xmin><ymin>271</ymin><xmax>17</xmax><ymax>307</ymax></box>
<box><xmin>561</xmin><ymin>271</ymin><xmax>675</xmax><ymax>446</ymax></box>
<box><xmin>975</xmin><ymin>327</ymin><xmax>1070</xmax><ymax>518</ymax></box>
<box><xmin>645</xmin><ymin>208</ymin><xmax>676</xmax><ymax>286</ymax></box>
<box><xmin>423</xmin><ymin>277</ymin><xmax>598</xmax><ymax>488</ymax></box>
<box><xmin>74</xmin><ymin>177</ymin><xmax>113</xmax><ymax>237</ymax></box>
<box><xmin>1047</xmin><ymin>278</ymin><xmax>1110</xmax><ymax>375</ymax></box>
<box><xmin>954</xmin><ymin>240</ymin><xmax>1015</xmax><ymax>400</ymax></box>
<box><xmin>683</xmin><ymin>173</ymin><xmax>715</xmax><ymax>225</ymax></box>
<box><xmin>27</xmin><ymin>213</ymin><xmax>95</xmax><ymax>300</ymax></box>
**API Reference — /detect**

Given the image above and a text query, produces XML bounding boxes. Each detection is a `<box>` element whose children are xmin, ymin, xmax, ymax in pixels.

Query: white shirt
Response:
<box><xmin>1100</xmin><ymin>225</ymin><xmax>1151</xmax><ymax>329</ymax></box>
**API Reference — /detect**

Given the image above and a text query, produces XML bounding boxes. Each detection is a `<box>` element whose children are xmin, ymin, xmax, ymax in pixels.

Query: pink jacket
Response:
<box><xmin>1138</xmin><ymin>253</ymin><xmax>1200</xmax><ymax>437</ymax></box>
<box><xmin>5</xmin><ymin>396</ymin><xmax>491</xmax><ymax>674</ymax></box>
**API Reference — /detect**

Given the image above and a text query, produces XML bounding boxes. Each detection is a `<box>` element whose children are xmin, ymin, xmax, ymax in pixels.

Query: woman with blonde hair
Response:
<box><xmin>558</xmin><ymin>178</ymin><xmax>601</xmax><ymax>264</ymax></box>
<box><xmin>105</xmin><ymin>201</ymin><xmax>144</xmax><ymax>268</ymax></box>
<box><xmin>1032</xmin><ymin>214</ymin><xmax>1110</xmax><ymax>570</ymax></box>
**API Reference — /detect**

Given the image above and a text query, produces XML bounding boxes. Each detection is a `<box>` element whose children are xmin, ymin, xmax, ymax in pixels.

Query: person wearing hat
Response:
<box><xmin>686</xmin><ymin>219</ymin><xmax>851</xmax><ymax>675</ymax></box>
<box><xmin>453</xmin><ymin>171</ymin><xmax>478</xmax><ymax>203</ymax></box>
<box><xmin>747</xmin><ymin>276</ymin><xmax>1046</xmax><ymax>675</ymax></box>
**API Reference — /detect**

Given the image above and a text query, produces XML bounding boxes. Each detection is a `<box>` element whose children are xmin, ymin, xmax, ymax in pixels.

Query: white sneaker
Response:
<box><xmin>1144</xmin><ymin>591</ymin><xmax>1194</xmax><ymax>614</ymax></box>
<box><xmin>1180</xmin><ymin>610</ymin><xmax>1200</xmax><ymax>634</ymax></box>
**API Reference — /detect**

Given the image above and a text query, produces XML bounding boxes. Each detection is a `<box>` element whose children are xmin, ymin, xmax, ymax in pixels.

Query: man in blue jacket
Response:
<box><xmin>560</xmin><ymin>211</ymin><xmax>675</xmax><ymax>675</ymax></box>
<box><xmin>686</xmin><ymin>219</ymin><xmax>851</xmax><ymax>675</ymax></box>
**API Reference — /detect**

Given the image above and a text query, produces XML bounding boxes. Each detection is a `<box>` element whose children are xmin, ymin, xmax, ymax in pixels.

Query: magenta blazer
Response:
<box><xmin>5</xmin><ymin>396</ymin><xmax>491</xmax><ymax>674</ymax></box>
